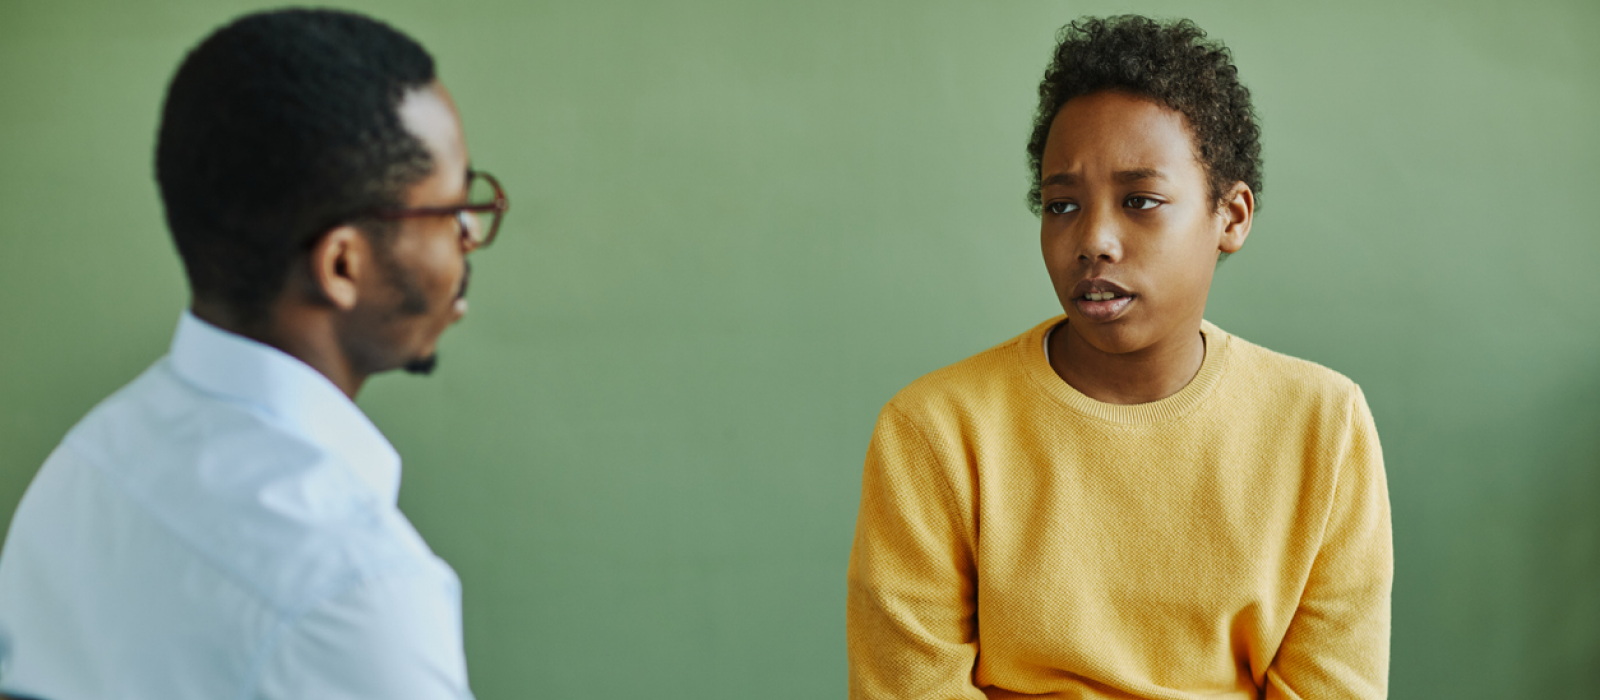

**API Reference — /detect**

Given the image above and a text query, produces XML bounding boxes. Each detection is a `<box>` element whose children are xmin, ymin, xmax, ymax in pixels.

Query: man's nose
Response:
<box><xmin>458</xmin><ymin>211</ymin><xmax>484</xmax><ymax>252</ymax></box>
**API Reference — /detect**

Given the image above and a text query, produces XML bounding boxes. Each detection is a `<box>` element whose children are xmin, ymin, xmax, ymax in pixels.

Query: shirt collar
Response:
<box><xmin>167</xmin><ymin>310</ymin><xmax>402</xmax><ymax>503</ymax></box>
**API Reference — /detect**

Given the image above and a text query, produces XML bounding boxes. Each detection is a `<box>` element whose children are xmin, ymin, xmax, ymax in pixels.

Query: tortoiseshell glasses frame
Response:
<box><xmin>372</xmin><ymin>169</ymin><xmax>509</xmax><ymax>248</ymax></box>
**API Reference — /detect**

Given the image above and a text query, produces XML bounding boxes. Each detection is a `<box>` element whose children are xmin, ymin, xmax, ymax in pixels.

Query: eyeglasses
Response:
<box><xmin>372</xmin><ymin>170</ymin><xmax>509</xmax><ymax>248</ymax></box>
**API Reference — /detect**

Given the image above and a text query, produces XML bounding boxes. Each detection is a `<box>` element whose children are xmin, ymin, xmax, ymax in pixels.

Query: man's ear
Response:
<box><xmin>1218</xmin><ymin>181</ymin><xmax>1254</xmax><ymax>255</ymax></box>
<box><xmin>306</xmin><ymin>225</ymin><xmax>370</xmax><ymax>311</ymax></box>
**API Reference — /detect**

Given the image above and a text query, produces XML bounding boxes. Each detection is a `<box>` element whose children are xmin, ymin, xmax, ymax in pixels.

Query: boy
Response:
<box><xmin>846</xmin><ymin>15</ymin><xmax>1391</xmax><ymax>700</ymax></box>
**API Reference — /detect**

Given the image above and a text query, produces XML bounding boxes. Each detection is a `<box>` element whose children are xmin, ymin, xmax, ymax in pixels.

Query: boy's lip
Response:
<box><xmin>1070</xmin><ymin>277</ymin><xmax>1136</xmax><ymax>322</ymax></box>
<box><xmin>1070</xmin><ymin>278</ymin><xmax>1133</xmax><ymax>298</ymax></box>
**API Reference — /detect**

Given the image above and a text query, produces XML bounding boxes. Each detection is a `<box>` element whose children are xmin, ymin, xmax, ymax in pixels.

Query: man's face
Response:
<box><xmin>346</xmin><ymin>80</ymin><xmax>478</xmax><ymax>376</ymax></box>
<box><xmin>1038</xmin><ymin>90</ymin><xmax>1245</xmax><ymax>357</ymax></box>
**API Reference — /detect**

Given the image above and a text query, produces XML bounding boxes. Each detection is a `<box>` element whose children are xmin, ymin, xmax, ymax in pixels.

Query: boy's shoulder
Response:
<box><xmin>1216</xmin><ymin>324</ymin><xmax>1364</xmax><ymax>409</ymax></box>
<box><xmin>884</xmin><ymin>318</ymin><xmax>1055</xmax><ymax>417</ymax></box>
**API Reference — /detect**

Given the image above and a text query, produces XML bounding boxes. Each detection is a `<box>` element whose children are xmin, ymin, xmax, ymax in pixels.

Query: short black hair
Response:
<box><xmin>1025</xmin><ymin>15</ymin><xmax>1263</xmax><ymax>215</ymax></box>
<box><xmin>156</xmin><ymin>8</ymin><xmax>436</xmax><ymax>321</ymax></box>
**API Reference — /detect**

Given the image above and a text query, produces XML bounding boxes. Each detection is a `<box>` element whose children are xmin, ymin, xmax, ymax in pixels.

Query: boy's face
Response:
<box><xmin>1038</xmin><ymin>90</ymin><xmax>1251</xmax><ymax>357</ymax></box>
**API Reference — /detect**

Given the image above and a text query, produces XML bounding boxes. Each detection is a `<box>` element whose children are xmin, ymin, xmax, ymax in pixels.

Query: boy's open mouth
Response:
<box><xmin>1071</xmin><ymin>279</ymin><xmax>1135</xmax><ymax>322</ymax></box>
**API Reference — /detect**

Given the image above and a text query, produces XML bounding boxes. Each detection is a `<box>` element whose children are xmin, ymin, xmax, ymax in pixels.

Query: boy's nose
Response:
<box><xmin>1075</xmin><ymin>207</ymin><xmax>1123</xmax><ymax>263</ymax></box>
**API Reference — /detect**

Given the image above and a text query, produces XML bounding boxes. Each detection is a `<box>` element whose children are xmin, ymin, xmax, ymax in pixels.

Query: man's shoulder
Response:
<box><xmin>47</xmin><ymin>359</ymin><xmax>430</xmax><ymax>608</ymax></box>
<box><xmin>1</xmin><ymin>365</ymin><xmax>454</xmax><ymax>699</ymax></box>
<box><xmin>68</xmin><ymin>358</ymin><xmax>294</xmax><ymax>469</ymax></box>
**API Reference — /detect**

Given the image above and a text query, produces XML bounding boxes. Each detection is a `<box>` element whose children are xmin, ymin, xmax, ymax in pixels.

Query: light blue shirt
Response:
<box><xmin>0</xmin><ymin>312</ymin><xmax>473</xmax><ymax>699</ymax></box>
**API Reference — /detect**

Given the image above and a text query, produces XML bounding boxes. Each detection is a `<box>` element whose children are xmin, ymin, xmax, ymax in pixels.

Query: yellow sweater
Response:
<box><xmin>847</xmin><ymin>317</ymin><xmax>1391</xmax><ymax>700</ymax></box>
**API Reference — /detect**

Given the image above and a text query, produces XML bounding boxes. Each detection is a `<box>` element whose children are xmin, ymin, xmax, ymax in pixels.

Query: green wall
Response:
<box><xmin>2</xmin><ymin>0</ymin><xmax>1596</xmax><ymax>696</ymax></box>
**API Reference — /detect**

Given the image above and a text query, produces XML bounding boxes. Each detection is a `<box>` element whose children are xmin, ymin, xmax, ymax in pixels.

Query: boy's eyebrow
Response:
<box><xmin>1041</xmin><ymin>168</ymin><xmax>1168</xmax><ymax>187</ymax></box>
<box><xmin>1113</xmin><ymin>168</ymin><xmax>1167</xmax><ymax>183</ymax></box>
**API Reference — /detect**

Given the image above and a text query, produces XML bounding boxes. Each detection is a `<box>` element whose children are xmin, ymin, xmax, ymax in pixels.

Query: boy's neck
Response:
<box><xmin>1048</xmin><ymin>321</ymin><xmax>1206</xmax><ymax>406</ymax></box>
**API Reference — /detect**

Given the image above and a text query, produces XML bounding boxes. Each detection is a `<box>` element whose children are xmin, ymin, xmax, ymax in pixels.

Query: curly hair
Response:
<box><xmin>1025</xmin><ymin>15</ymin><xmax>1263</xmax><ymax>215</ymax></box>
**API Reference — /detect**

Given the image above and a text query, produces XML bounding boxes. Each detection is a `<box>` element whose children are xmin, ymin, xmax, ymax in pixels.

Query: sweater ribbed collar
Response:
<box><xmin>1019</xmin><ymin>315</ymin><xmax>1232</xmax><ymax>426</ymax></box>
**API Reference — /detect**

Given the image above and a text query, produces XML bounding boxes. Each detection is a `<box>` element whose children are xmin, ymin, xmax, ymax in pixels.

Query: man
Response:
<box><xmin>0</xmin><ymin>9</ymin><xmax>507</xmax><ymax>698</ymax></box>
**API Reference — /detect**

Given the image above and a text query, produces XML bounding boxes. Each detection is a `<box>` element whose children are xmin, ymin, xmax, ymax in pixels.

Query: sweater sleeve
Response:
<box><xmin>846</xmin><ymin>403</ymin><xmax>986</xmax><ymax>700</ymax></box>
<box><xmin>1265</xmin><ymin>385</ymin><xmax>1393</xmax><ymax>699</ymax></box>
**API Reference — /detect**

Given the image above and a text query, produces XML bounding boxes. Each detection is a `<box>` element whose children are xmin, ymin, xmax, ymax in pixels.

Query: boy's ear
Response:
<box><xmin>305</xmin><ymin>225</ymin><xmax>370</xmax><ymax>311</ymax></box>
<box><xmin>1218</xmin><ymin>181</ymin><xmax>1254</xmax><ymax>255</ymax></box>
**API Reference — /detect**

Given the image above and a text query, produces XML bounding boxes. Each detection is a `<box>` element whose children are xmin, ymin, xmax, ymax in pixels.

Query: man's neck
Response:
<box><xmin>1048</xmin><ymin>322</ymin><xmax>1205</xmax><ymax>405</ymax></box>
<box><xmin>190</xmin><ymin>298</ymin><xmax>367</xmax><ymax>399</ymax></box>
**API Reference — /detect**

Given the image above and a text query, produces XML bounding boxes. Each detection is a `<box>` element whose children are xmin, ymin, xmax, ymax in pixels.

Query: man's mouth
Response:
<box><xmin>457</xmin><ymin>260</ymin><xmax>472</xmax><ymax>300</ymax></box>
<box><xmin>451</xmin><ymin>262</ymin><xmax>473</xmax><ymax>318</ymax></box>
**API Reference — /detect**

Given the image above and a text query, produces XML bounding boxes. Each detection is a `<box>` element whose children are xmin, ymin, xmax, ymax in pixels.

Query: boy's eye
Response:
<box><xmin>1046</xmin><ymin>201</ymin><xmax>1079</xmax><ymax>215</ymax></box>
<box><xmin>1125</xmin><ymin>196</ymin><xmax>1159</xmax><ymax>210</ymax></box>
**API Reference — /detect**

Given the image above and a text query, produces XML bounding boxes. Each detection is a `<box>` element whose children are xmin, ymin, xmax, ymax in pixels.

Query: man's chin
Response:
<box><xmin>403</xmin><ymin>354</ymin><xmax>439</xmax><ymax>376</ymax></box>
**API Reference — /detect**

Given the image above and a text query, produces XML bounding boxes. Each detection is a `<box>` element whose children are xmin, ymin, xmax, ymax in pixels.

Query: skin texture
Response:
<box><xmin>192</xmin><ymin>80</ymin><xmax>480</xmax><ymax>398</ymax></box>
<box><xmin>1040</xmin><ymin>90</ymin><xmax>1254</xmax><ymax>405</ymax></box>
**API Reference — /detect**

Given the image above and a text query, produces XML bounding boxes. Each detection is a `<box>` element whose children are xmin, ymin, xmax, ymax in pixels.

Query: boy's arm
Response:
<box><xmin>846</xmin><ymin>404</ymin><xmax>986</xmax><ymax>700</ymax></box>
<box><xmin>1266</xmin><ymin>385</ymin><xmax>1393</xmax><ymax>699</ymax></box>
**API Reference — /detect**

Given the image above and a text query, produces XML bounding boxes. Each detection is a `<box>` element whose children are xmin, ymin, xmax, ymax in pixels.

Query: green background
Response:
<box><xmin>2</xmin><ymin>0</ymin><xmax>1596</xmax><ymax>696</ymax></box>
